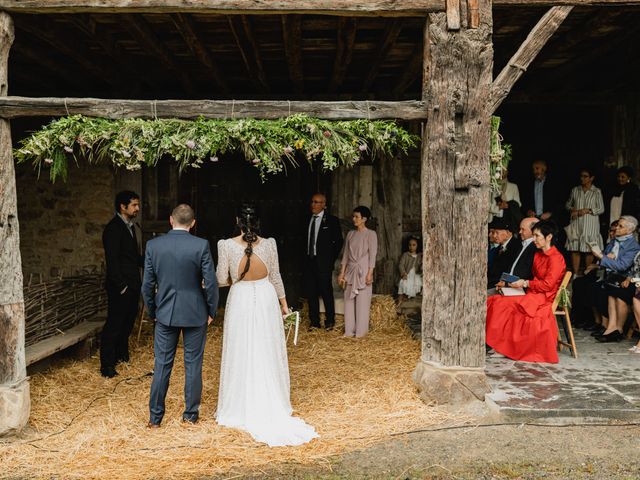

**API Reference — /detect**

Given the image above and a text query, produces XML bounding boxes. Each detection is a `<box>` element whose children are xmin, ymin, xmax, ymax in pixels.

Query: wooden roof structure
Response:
<box><xmin>5</xmin><ymin>2</ymin><xmax>640</xmax><ymax>104</ymax></box>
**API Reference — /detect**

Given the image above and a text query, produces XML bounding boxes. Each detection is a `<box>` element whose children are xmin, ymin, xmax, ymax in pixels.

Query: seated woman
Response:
<box><xmin>486</xmin><ymin>221</ymin><xmax>566</xmax><ymax>363</ymax></box>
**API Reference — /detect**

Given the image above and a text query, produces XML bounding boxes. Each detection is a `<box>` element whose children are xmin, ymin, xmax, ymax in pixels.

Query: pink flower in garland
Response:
<box><xmin>185</xmin><ymin>140</ymin><xmax>196</xmax><ymax>150</ymax></box>
<box><xmin>283</xmin><ymin>146</ymin><xmax>294</xmax><ymax>155</ymax></box>
<box><xmin>323</xmin><ymin>130</ymin><xmax>332</xmax><ymax>138</ymax></box>
<box><xmin>358</xmin><ymin>144</ymin><xmax>368</xmax><ymax>152</ymax></box>
<box><xmin>252</xmin><ymin>158</ymin><xmax>260</xmax><ymax>164</ymax></box>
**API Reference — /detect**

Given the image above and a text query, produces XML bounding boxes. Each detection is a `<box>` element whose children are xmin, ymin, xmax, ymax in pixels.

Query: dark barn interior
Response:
<box><xmin>9</xmin><ymin>5</ymin><xmax>640</xmax><ymax>302</ymax></box>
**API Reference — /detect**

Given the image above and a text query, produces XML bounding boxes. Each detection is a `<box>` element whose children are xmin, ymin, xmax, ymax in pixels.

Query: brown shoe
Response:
<box><xmin>147</xmin><ymin>422</ymin><xmax>160</xmax><ymax>429</ymax></box>
<box><xmin>182</xmin><ymin>417</ymin><xmax>198</xmax><ymax>425</ymax></box>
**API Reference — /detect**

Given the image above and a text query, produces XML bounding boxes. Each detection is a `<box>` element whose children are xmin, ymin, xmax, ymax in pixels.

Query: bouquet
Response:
<box><xmin>283</xmin><ymin>310</ymin><xmax>300</xmax><ymax>346</ymax></box>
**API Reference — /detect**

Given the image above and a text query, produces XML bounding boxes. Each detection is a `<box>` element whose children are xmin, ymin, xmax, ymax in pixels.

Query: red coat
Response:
<box><xmin>486</xmin><ymin>246</ymin><xmax>566</xmax><ymax>363</ymax></box>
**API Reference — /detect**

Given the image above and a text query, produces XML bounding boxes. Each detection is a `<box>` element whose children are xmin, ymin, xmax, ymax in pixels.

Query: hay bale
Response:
<box><xmin>0</xmin><ymin>295</ymin><xmax>462</xmax><ymax>479</ymax></box>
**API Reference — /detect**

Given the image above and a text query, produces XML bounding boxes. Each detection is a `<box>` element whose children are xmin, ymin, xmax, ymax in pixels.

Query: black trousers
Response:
<box><xmin>304</xmin><ymin>257</ymin><xmax>335</xmax><ymax>327</ymax></box>
<box><xmin>100</xmin><ymin>286</ymin><xmax>140</xmax><ymax>369</ymax></box>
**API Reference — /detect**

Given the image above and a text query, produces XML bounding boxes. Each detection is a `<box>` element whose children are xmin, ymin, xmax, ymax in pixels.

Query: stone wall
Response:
<box><xmin>15</xmin><ymin>162</ymin><xmax>114</xmax><ymax>280</ymax></box>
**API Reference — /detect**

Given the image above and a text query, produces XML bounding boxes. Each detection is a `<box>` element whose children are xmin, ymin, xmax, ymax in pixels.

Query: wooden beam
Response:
<box><xmin>120</xmin><ymin>14</ymin><xmax>195</xmax><ymax>95</ymax></box>
<box><xmin>446</xmin><ymin>0</ymin><xmax>460</xmax><ymax>30</ymax></box>
<box><xmin>12</xmin><ymin>44</ymin><xmax>87</xmax><ymax>91</ymax></box>
<box><xmin>1</xmin><ymin>0</ymin><xmax>638</xmax><ymax>13</ymax></box>
<box><xmin>227</xmin><ymin>15</ymin><xmax>269</xmax><ymax>92</ymax></box>
<box><xmin>467</xmin><ymin>0</ymin><xmax>479</xmax><ymax>28</ymax></box>
<box><xmin>16</xmin><ymin>21</ymin><xmax>120</xmax><ymax>88</ymax></box>
<box><xmin>328</xmin><ymin>17</ymin><xmax>357</xmax><ymax>93</ymax></box>
<box><xmin>0</xmin><ymin>96</ymin><xmax>427</xmax><ymax>120</ymax></box>
<box><xmin>490</xmin><ymin>6</ymin><xmax>573</xmax><ymax>113</ymax></box>
<box><xmin>281</xmin><ymin>15</ymin><xmax>304</xmax><ymax>94</ymax></box>
<box><xmin>170</xmin><ymin>13</ymin><xmax>229</xmax><ymax>94</ymax></box>
<box><xmin>393</xmin><ymin>44</ymin><xmax>423</xmax><ymax>99</ymax></box>
<box><xmin>362</xmin><ymin>19</ymin><xmax>403</xmax><ymax>92</ymax></box>
<box><xmin>0</xmin><ymin>0</ymin><xmax>447</xmax><ymax>15</ymax></box>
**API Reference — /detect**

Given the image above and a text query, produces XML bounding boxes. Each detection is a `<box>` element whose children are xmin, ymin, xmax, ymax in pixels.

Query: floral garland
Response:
<box><xmin>489</xmin><ymin>115</ymin><xmax>512</xmax><ymax>195</ymax></box>
<box><xmin>14</xmin><ymin>114</ymin><xmax>418</xmax><ymax>182</ymax></box>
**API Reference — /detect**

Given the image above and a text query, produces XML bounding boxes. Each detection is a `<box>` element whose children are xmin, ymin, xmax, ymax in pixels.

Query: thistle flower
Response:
<box><xmin>252</xmin><ymin>158</ymin><xmax>260</xmax><ymax>164</ymax></box>
<box><xmin>283</xmin><ymin>146</ymin><xmax>294</xmax><ymax>155</ymax></box>
<box><xmin>323</xmin><ymin>130</ymin><xmax>332</xmax><ymax>138</ymax></box>
<box><xmin>185</xmin><ymin>140</ymin><xmax>196</xmax><ymax>150</ymax></box>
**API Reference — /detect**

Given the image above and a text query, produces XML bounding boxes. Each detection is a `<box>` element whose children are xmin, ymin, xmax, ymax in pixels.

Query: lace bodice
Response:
<box><xmin>216</xmin><ymin>237</ymin><xmax>286</xmax><ymax>299</ymax></box>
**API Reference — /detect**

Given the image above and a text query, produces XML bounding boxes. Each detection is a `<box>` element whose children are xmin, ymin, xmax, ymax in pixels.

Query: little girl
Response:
<box><xmin>397</xmin><ymin>237</ymin><xmax>422</xmax><ymax>305</ymax></box>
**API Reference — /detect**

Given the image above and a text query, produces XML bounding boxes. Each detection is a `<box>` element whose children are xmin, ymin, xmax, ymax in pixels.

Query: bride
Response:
<box><xmin>215</xmin><ymin>204</ymin><xmax>318</xmax><ymax>447</ymax></box>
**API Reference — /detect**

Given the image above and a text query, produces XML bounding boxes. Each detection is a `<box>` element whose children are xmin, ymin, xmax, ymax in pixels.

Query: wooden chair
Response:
<box><xmin>552</xmin><ymin>271</ymin><xmax>578</xmax><ymax>358</ymax></box>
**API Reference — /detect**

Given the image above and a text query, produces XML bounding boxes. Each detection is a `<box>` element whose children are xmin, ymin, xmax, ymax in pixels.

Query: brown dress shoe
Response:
<box><xmin>147</xmin><ymin>422</ymin><xmax>160</xmax><ymax>429</ymax></box>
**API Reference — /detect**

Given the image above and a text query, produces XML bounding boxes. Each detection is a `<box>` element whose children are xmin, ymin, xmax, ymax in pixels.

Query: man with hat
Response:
<box><xmin>487</xmin><ymin>217</ymin><xmax>523</xmax><ymax>289</ymax></box>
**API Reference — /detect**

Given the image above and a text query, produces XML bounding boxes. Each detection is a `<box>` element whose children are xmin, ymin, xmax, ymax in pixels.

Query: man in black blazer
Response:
<box><xmin>142</xmin><ymin>204</ymin><xmax>218</xmax><ymax>427</ymax></box>
<box><xmin>304</xmin><ymin>193</ymin><xmax>343</xmax><ymax>329</ymax></box>
<box><xmin>520</xmin><ymin>160</ymin><xmax>563</xmax><ymax>222</ymax></box>
<box><xmin>508</xmin><ymin>217</ymin><xmax>539</xmax><ymax>280</ymax></box>
<box><xmin>487</xmin><ymin>218</ymin><xmax>522</xmax><ymax>289</ymax></box>
<box><xmin>100</xmin><ymin>190</ymin><xmax>143</xmax><ymax>378</ymax></box>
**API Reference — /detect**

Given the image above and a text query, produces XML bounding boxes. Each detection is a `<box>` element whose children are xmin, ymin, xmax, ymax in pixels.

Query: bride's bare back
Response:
<box><xmin>232</xmin><ymin>235</ymin><xmax>268</xmax><ymax>281</ymax></box>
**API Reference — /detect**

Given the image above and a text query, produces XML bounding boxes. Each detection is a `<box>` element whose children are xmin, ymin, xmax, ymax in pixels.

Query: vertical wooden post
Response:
<box><xmin>0</xmin><ymin>12</ymin><xmax>29</xmax><ymax>435</ymax></box>
<box><xmin>413</xmin><ymin>0</ymin><xmax>493</xmax><ymax>405</ymax></box>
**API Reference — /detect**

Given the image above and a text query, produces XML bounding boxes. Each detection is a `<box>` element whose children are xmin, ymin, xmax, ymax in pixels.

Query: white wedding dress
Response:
<box><xmin>215</xmin><ymin>237</ymin><xmax>318</xmax><ymax>447</ymax></box>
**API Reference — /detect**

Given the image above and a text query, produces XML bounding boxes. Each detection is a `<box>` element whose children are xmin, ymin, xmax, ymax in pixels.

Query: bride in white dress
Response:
<box><xmin>215</xmin><ymin>205</ymin><xmax>318</xmax><ymax>447</ymax></box>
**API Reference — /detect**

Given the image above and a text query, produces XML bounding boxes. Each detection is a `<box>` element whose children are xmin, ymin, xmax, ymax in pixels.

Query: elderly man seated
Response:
<box><xmin>591</xmin><ymin>215</ymin><xmax>640</xmax><ymax>342</ymax></box>
<box><xmin>487</xmin><ymin>218</ymin><xmax>522</xmax><ymax>290</ymax></box>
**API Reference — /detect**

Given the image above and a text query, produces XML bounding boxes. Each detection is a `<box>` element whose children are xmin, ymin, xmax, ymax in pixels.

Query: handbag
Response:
<box><xmin>564</xmin><ymin>221</ymin><xmax>580</xmax><ymax>243</ymax></box>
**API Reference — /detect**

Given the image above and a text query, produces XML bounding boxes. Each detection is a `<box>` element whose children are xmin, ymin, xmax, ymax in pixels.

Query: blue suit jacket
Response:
<box><xmin>142</xmin><ymin>229</ymin><xmax>219</xmax><ymax>327</ymax></box>
<box><xmin>600</xmin><ymin>236</ymin><xmax>640</xmax><ymax>275</ymax></box>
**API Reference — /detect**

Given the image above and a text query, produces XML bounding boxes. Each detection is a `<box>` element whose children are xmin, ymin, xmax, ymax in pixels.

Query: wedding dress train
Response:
<box><xmin>215</xmin><ymin>238</ymin><xmax>318</xmax><ymax>447</ymax></box>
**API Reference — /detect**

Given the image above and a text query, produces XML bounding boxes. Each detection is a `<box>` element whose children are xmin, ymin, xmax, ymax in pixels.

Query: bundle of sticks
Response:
<box><xmin>24</xmin><ymin>273</ymin><xmax>107</xmax><ymax>347</ymax></box>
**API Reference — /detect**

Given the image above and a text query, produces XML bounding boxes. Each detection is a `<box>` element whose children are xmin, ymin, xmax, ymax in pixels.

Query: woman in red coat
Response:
<box><xmin>486</xmin><ymin>220</ymin><xmax>566</xmax><ymax>363</ymax></box>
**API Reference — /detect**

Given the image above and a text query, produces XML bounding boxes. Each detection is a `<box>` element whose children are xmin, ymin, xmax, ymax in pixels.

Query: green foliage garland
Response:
<box><xmin>489</xmin><ymin>115</ymin><xmax>512</xmax><ymax>195</ymax></box>
<box><xmin>14</xmin><ymin>114</ymin><xmax>418</xmax><ymax>182</ymax></box>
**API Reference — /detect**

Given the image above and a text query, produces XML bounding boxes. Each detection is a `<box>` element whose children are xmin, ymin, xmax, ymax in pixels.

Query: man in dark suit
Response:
<box><xmin>304</xmin><ymin>193</ymin><xmax>343</xmax><ymax>330</ymax></box>
<box><xmin>487</xmin><ymin>218</ymin><xmax>522</xmax><ymax>289</ymax></box>
<box><xmin>100</xmin><ymin>190</ymin><xmax>143</xmax><ymax>378</ymax></box>
<box><xmin>142</xmin><ymin>204</ymin><xmax>218</xmax><ymax>427</ymax></box>
<box><xmin>520</xmin><ymin>160</ymin><xmax>563</xmax><ymax>222</ymax></box>
<box><xmin>508</xmin><ymin>217</ymin><xmax>539</xmax><ymax>280</ymax></box>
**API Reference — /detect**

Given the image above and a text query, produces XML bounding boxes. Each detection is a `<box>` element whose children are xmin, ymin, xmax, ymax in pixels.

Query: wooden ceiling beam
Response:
<box><xmin>227</xmin><ymin>15</ymin><xmax>269</xmax><ymax>93</ymax></box>
<box><xmin>1</xmin><ymin>0</ymin><xmax>639</xmax><ymax>14</ymax></box>
<box><xmin>393</xmin><ymin>45</ymin><xmax>423</xmax><ymax>99</ymax></box>
<box><xmin>0</xmin><ymin>0</ymin><xmax>446</xmax><ymax>15</ymax></box>
<box><xmin>11</xmin><ymin>43</ymin><xmax>88</xmax><ymax>91</ymax></box>
<box><xmin>170</xmin><ymin>13</ymin><xmax>229</xmax><ymax>94</ymax></box>
<box><xmin>328</xmin><ymin>17</ymin><xmax>357</xmax><ymax>93</ymax></box>
<box><xmin>490</xmin><ymin>6</ymin><xmax>573</xmax><ymax>113</ymax></box>
<box><xmin>120</xmin><ymin>14</ymin><xmax>196</xmax><ymax>95</ymax></box>
<box><xmin>0</xmin><ymin>96</ymin><xmax>427</xmax><ymax>120</ymax></box>
<box><xmin>362</xmin><ymin>18</ymin><xmax>404</xmax><ymax>93</ymax></box>
<box><xmin>281</xmin><ymin>15</ymin><xmax>304</xmax><ymax>94</ymax></box>
<box><xmin>16</xmin><ymin>21</ymin><xmax>121</xmax><ymax>88</ymax></box>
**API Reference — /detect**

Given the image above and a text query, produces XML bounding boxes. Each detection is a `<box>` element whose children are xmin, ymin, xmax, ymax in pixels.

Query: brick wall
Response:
<box><xmin>15</xmin><ymin>162</ymin><xmax>114</xmax><ymax>280</ymax></box>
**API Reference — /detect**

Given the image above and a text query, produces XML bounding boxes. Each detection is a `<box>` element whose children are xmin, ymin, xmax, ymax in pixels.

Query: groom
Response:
<box><xmin>142</xmin><ymin>204</ymin><xmax>219</xmax><ymax>427</ymax></box>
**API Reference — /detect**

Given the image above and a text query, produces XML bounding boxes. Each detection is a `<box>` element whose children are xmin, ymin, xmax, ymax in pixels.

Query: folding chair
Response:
<box><xmin>552</xmin><ymin>271</ymin><xmax>578</xmax><ymax>358</ymax></box>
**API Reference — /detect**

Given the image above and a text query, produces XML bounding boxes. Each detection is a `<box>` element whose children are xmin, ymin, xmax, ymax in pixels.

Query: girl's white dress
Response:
<box><xmin>215</xmin><ymin>237</ymin><xmax>318</xmax><ymax>447</ymax></box>
<box><xmin>398</xmin><ymin>253</ymin><xmax>422</xmax><ymax>298</ymax></box>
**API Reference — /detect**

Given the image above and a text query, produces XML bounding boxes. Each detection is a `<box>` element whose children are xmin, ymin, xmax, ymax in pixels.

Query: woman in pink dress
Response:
<box><xmin>486</xmin><ymin>220</ymin><xmax>566</xmax><ymax>363</ymax></box>
<box><xmin>338</xmin><ymin>206</ymin><xmax>378</xmax><ymax>337</ymax></box>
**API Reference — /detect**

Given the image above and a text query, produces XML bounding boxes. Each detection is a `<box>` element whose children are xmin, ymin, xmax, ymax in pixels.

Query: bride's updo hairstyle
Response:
<box><xmin>237</xmin><ymin>203</ymin><xmax>261</xmax><ymax>281</ymax></box>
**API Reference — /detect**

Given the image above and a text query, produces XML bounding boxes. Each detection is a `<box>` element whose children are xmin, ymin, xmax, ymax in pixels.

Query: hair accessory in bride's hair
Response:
<box><xmin>237</xmin><ymin>203</ymin><xmax>260</xmax><ymax>280</ymax></box>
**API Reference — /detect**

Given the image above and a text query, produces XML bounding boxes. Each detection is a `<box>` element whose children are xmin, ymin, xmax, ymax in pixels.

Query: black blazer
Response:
<box><xmin>520</xmin><ymin>176</ymin><xmax>563</xmax><ymax>221</ymax></box>
<box><xmin>306</xmin><ymin>212</ymin><xmax>344</xmax><ymax>273</ymax></box>
<box><xmin>102</xmin><ymin>215</ymin><xmax>143</xmax><ymax>292</ymax></box>
<box><xmin>510</xmin><ymin>241</ymin><xmax>537</xmax><ymax>281</ymax></box>
<box><xmin>487</xmin><ymin>237</ymin><xmax>522</xmax><ymax>288</ymax></box>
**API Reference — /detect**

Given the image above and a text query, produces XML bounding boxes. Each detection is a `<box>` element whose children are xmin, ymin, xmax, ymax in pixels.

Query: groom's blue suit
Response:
<box><xmin>142</xmin><ymin>229</ymin><xmax>219</xmax><ymax>425</ymax></box>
